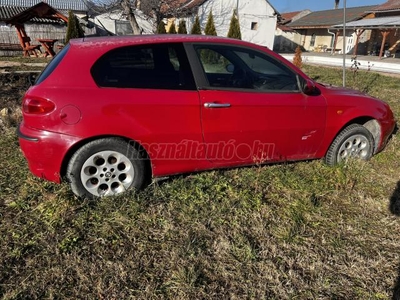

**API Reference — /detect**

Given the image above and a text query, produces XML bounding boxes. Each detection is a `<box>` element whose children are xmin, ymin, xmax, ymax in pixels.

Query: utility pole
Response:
<box><xmin>343</xmin><ymin>0</ymin><xmax>346</xmax><ymax>87</ymax></box>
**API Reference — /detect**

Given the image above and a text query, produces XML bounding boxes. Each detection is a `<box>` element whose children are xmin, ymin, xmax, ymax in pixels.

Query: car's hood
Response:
<box><xmin>315</xmin><ymin>82</ymin><xmax>394</xmax><ymax>122</ymax></box>
<box><xmin>316</xmin><ymin>82</ymin><xmax>385</xmax><ymax>105</ymax></box>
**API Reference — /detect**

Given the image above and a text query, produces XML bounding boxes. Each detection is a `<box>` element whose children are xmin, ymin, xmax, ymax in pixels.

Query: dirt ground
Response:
<box><xmin>0</xmin><ymin>73</ymin><xmax>31</xmax><ymax>109</ymax></box>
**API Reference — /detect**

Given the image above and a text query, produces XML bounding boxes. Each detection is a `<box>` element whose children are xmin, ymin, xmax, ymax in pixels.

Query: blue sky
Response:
<box><xmin>269</xmin><ymin>0</ymin><xmax>385</xmax><ymax>13</ymax></box>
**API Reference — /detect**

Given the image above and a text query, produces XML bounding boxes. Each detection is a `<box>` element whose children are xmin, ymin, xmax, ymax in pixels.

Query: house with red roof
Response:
<box><xmin>287</xmin><ymin>5</ymin><xmax>376</xmax><ymax>54</ymax></box>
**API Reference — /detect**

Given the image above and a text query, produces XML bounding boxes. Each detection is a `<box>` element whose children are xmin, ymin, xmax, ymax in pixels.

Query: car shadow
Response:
<box><xmin>390</xmin><ymin>181</ymin><xmax>400</xmax><ymax>300</ymax></box>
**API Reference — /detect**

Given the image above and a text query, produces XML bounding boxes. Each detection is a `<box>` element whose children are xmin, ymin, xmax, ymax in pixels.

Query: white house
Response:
<box><xmin>182</xmin><ymin>0</ymin><xmax>279</xmax><ymax>49</ymax></box>
<box><xmin>92</xmin><ymin>10</ymin><xmax>155</xmax><ymax>36</ymax></box>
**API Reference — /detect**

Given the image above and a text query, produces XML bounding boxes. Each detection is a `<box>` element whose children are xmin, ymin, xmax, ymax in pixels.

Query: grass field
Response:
<box><xmin>1</xmin><ymin>62</ymin><xmax>400</xmax><ymax>299</ymax></box>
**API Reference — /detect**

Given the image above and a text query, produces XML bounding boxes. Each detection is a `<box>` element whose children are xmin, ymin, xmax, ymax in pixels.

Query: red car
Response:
<box><xmin>18</xmin><ymin>35</ymin><xmax>395</xmax><ymax>198</ymax></box>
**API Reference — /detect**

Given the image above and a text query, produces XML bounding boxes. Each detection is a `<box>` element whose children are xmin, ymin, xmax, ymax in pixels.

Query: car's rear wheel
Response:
<box><xmin>66</xmin><ymin>138</ymin><xmax>148</xmax><ymax>198</ymax></box>
<box><xmin>325</xmin><ymin>124</ymin><xmax>374</xmax><ymax>166</ymax></box>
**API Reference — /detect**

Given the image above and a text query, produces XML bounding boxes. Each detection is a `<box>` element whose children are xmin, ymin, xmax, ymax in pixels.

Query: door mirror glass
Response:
<box><xmin>226</xmin><ymin>63</ymin><xmax>234</xmax><ymax>73</ymax></box>
<box><xmin>303</xmin><ymin>79</ymin><xmax>320</xmax><ymax>95</ymax></box>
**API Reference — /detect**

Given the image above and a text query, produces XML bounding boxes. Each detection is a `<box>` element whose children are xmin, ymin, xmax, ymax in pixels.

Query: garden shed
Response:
<box><xmin>0</xmin><ymin>0</ymin><xmax>95</xmax><ymax>56</ymax></box>
<box><xmin>4</xmin><ymin>2</ymin><xmax>68</xmax><ymax>56</ymax></box>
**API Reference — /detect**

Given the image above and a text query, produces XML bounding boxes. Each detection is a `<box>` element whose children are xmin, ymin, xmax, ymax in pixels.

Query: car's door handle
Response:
<box><xmin>204</xmin><ymin>103</ymin><xmax>231</xmax><ymax>108</ymax></box>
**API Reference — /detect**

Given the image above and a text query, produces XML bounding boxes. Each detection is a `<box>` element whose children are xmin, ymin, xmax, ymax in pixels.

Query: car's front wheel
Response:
<box><xmin>325</xmin><ymin>124</ymin><xmax>374</xmax><ymax>166</ymax></box>
<box><xmin>66</xmin><ymin>138</ymin><xmax>148</xmax><ymax>198</ymax></box>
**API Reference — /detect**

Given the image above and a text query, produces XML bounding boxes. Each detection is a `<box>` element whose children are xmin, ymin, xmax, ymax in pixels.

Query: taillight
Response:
<box><xmin>23</xmin><ymin>97</ymin><xmax>55</xmax><ymax>114</ymax></box>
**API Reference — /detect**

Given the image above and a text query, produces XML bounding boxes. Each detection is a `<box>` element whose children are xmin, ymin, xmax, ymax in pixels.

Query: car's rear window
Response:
<box><xmin>34</xmin><ymin>44</ymin><xmax>70</xmax><ymax>85</ymax></box>
<box><xmin>91</xmin><ymin>43</ymin><xmax>196</xmax><ymax>90</ymax></box>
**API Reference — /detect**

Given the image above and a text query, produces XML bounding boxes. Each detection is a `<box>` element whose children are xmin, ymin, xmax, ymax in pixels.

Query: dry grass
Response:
<box><xmin>0</xmin><ymin>65</ymin><xmax>400</xmax><ymax>299</ymax></box>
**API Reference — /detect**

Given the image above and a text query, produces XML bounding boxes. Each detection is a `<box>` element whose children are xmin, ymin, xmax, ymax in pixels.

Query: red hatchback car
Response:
<box><xmin>18</xmin><ymin>35</ymin><xmax>395</xmax><ymax>198</ymax></box>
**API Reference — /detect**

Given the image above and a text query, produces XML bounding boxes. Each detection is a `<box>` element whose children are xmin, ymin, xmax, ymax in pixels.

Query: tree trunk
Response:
<box><xmin>121</xmin><ymin>0</ymin><xmax>141</xmax><ymax>35</ymax></box>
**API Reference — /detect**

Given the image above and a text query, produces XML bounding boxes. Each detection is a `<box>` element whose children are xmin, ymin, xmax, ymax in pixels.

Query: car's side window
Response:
<box><xmin>195</xmin><ymin>45</ymin><xmax>299</xmax><ymax>92</ymax></box>
<box><xmin>91</xmin><ymin>43</ymin><xmax>196</xmax><ymax>90</ymax></box>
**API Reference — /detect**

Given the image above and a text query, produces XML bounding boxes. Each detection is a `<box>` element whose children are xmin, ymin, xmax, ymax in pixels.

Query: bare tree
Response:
<box><xmin>142</xmin><ymin>0</ymin><xmax>196</xmax><ymax>24</ymax></box>
<box><xmin>120</xmin><ymin>0</ymin><xmax>141</xmax><ymax>34</ymax></box>
<box><xmin>86</xmin><ymin>0</ymin><xmax>197</xmax><ymax>34</ymax></box>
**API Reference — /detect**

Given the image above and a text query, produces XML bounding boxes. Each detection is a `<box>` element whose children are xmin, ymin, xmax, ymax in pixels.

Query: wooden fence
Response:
<box><xmin>0</xmin><ymin>22</ymin><xmax>97</xmax><ymax>56</ymax></box>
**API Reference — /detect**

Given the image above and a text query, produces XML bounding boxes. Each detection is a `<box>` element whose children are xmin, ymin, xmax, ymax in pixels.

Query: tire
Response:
<box><xmin>325</xmin><ymin>124</ymin><xmax>374</xmax><ymax>166</ymax></box>
<box><xmin>66</xmin><ymin>138</ymin><xmax>148</xmax><ymax>198</ymax></box>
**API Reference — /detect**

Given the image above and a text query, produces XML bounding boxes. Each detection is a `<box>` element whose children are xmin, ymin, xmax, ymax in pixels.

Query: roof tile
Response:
<box><xmin>370</xmin><ymin>0</ymin><xmax>400</xmax><ymax>11</ymax></box>
<box><xmin>289</xmin><ymin>5</ymin><xmax>376</xmax><ymax>28</ymax></box>
<box><xmin>0</xmin><ymin>0</ymin><xmax>87</xmax><ymax>11</ymax></box>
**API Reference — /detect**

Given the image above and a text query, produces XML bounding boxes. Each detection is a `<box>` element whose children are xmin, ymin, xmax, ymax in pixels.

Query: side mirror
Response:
<box><xmin>226</xmin><ymin>64</ymin><xmax>235</xmax><ymax>73</ymax></box>
<box><xmin>303</xmin><ymin>79</ymin><xmax>318</xmax><ymax>95</ymax></box>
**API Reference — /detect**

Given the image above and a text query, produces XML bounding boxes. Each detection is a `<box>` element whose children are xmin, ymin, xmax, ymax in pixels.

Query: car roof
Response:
<box><xmin>69</xmin><ymin>34</ymin><xmax>254</xmax><ymax>48</ymax></box>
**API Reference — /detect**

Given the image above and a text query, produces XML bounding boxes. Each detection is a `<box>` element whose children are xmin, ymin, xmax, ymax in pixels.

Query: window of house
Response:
<box><xmin>310</xmin><ymin>33</ymin><xmax>316</xmax><ymax>47</ymax></box>
<box><xmin>91</xmin><ymin>43</ymin><xmax>195</xmax><ymax>90</ymax></box>
<box><xmin>251</xmin><ymin>22</ymin><xmax>258</xmax><ymax>30</ymax></box>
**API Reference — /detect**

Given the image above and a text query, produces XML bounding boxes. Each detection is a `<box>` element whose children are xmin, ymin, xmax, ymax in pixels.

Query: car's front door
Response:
<box><xmin>190</xmin><ymin>44</ymin><xmax>327</xmax><ymax>166</ymax></box>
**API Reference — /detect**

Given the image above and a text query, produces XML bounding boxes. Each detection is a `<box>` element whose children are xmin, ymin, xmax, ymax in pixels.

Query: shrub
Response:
<box><xmin>168</xmin><ymin>22</ymin><xmax>177</xmax><ymax>34</ymax></box>
<box><xmin>65</xmin><ymin>10</ymin><xmax>84</xmax><ymax>44</ymax></box>
<box><xmin>191</xmin><ymin>15</ymin><xmax>202</xmax><ymax>35</ymax></box>
<box><xmin>204</xmin><ymin>11</ymin><xmax>217</xmax><ymax>36</ymax></box>
<box><xmin>293</xmin><ymin>45</ymin><xmax>303</xmax><ymax>68</ymax></box>
<box><xmin>178</xmin><ymin>20</ymin><xmax>187</xmax><ymax>34</ymax></box>
<box><xmin>157</xmin><ymin>21</ymin><xmax>167</xmax><ymax>34</ymax></box>
<box><xmin>227</xmin><ymin>10</ymin><xmax>241</xmax><ymax>40</ymax></box>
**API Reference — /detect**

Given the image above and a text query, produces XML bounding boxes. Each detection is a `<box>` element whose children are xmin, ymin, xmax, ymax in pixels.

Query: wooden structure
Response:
<box><xmin>330</xmin><ymin>1</ymin><xmax>400</xmax><ymax>59</ymax></box>
<box><xmin>331</xmin><ymin>16</ymin><xmax>400</xmax><ymax>59</ymax></box>
<box><xmin>5</xmin><ymin>2</ymin><xmax>68</xmax><ymax>57</ymax></box>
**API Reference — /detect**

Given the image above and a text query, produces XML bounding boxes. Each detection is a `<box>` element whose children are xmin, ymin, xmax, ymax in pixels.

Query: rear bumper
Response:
<box><xmin>17</xmin><ymin>123</ymin><xmax>80</xmax><ymax>183</ymax></box>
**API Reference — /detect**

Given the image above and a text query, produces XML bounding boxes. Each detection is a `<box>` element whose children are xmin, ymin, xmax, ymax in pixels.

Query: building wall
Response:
<box><xmin>93</xmin><ymin>10</ymin><xmax>155</xmax><ymax>35</ymax></box>
<box><xmin>273</xmin><ymin>28</ymin><xmax>303</xmax><ymax>52</ymax></box>
<box><xmin>184</xmin><ymin>0</ymin><xmax>277</xmax><ymax>48</ymax></box>
<box><xmin>301</xmin><ymin>29</ymin><xmax>334</xmax><ymax>52</ymax></box>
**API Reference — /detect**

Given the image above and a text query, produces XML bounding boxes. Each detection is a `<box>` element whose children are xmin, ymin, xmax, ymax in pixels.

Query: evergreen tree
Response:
<box><xmin>202</xmin><ymin>12</ymin><xmax>219</xmax><ymax>64</ymax></box>
<box><xmin>178</xmin><ymin>19</ymin><xmax>187</xmax><ymax>34</ymax></box>
<box><xmin>293</xmin><ymin>45</ymin><xmax>303</xmax><ymax>68</ymax></box>
<box><xmin>157</xmin><ymin>21</ymin><xmax>167</xmax><ymax>34</ymax></box>
<box><xmin>190</xmin><ymin>15</ymin><xmax>202</xmax><ymax>34</ymax></box>
<box><xmin>66</xmin><ymin>10</ymin><xmax>84</xmax><ymax>44</ymax></box>
<box><xmin>227</xmin><ymin>10</ymin><xmax>241</xmax><ymax>40</ymax></box>
<box><xmin>168</xmin><ymin>22</ymin><xmax>177</xmax><ymax>34</ymax></box>
<box><xmin>204</xmin><ymin>11</ymin><xmax>217</xmax><ymax>36</ymax></box>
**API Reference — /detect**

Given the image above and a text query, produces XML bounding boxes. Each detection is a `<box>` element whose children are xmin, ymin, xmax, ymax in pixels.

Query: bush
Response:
<box><xmin>65</xmin><ymin>10</ymin><xmax>84</xmax><ymax>44</ymax></box>
<box><xmin>157</xmin><ymin>21</ymin><xmax>167</xmax><ymax>34</ymax></box>
<box><xmin>168</xmin><ymin>22</ymin><xmax>177</xmax><ymax>34</ymax></box>
<box><xmin>178</xmin><ymin>20</ymin><xmax>187</xmax><ymax>34</ymax></box>
<box><xmin>227</xmin><ymin>10</ymin><xmax>241</xmax><ymax>40</ymax></box>
<box><xmin>204</xmin><ymin>11</ymin><xmax>217</xmax><ymax>36</ymax></box>
<box><xmin>191</xmin><ymin>15</ymin><xmax>202</xmax><ymax>35</ymax></box>
<box><xmin>293</xmin><ymin>46</ymin><xmax>303</xmax><ymax>68</ymax></box>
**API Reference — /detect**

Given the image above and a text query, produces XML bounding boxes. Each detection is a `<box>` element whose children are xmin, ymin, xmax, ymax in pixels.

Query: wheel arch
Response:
<box><xmin>60</xmin><ymin>135</ymin><xmax>152</xmax><ymax>181</ymax></box>
<box><xmin>328</xmin><ymin>116</ymin><xmax>381</xmax><ymax>156</ymax></box>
